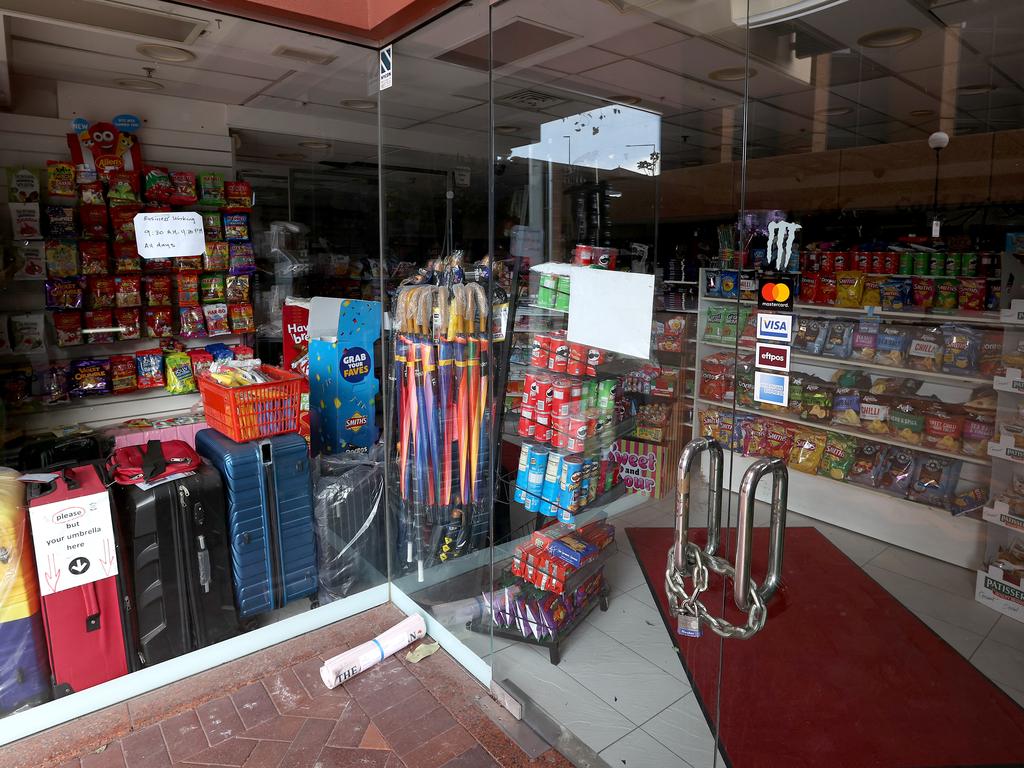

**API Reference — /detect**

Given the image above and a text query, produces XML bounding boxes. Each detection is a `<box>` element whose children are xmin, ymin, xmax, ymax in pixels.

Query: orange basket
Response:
<box><xmin>198</xmin><ymin>365</ymin><xmax>303</xmax><ymax>442</ymax></box>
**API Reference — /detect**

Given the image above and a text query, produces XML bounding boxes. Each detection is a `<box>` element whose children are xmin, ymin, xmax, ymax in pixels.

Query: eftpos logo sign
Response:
<box><xmin>756</xmin><ymin>313</ymin><xmax>792</xmax><ymax>343</ymax></box>
<box><xmin>755</xmin><ymin>342</ymin><xmax>790</xmax><ymax>372</ymax></box>
<box><xmin>379</xmin><ymin>45</ymin><xmax>393</xmax><ymax>91</ymax></box>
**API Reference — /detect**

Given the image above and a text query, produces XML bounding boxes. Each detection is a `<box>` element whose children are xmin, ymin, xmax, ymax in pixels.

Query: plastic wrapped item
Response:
<box><xmin>314</xmin><ymin>447</ymin><xmax>387</xmax><ymax>603</ymax></box>
<box><xmin>0</xmin><ymin>468</ymin><xmax>53</xmax><ymax>715</ymax></box>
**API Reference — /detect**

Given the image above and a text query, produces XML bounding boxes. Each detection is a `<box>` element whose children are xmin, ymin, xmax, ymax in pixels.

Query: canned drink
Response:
<box><xmin>555</xmin><ymin>276</ymin><xmax>571</xmax><ymax>311</ymax></box>
<box><xmin>536</xmin><ymin>273</ymin><xmax>557</xmax><ymax>308</ymax></box>
<box><xmin>945</xmin><ymin>252</ymin><xmax>961</xmax><ymax>277</ymax></box>
<box><xmin>928</xmin><ymin>252</ymin><xmax>944</xmax><ymax>276</ymax></box>
<box><xmin>530</xmin><ymin>334</ymin><xmax>549</xmax><ymax>368</ymax></box>
<box><xmin>574</xmin><ymin>245</ymin><xmax>593</xmax><ymax>266</ymax></box>
<box><xmin>962</xmin><ymin>252</ymin><xmax>978</xmax><ymax>276</ymax></box>
<box><xmin>550</xmin><ymin>377</ymin><xmax>574</xmax><ymax>416</ymax></box>
<box><xmin>899</xmin><ymin>252</ymin><xmax>913</xmax><ymax>275</ymax></box>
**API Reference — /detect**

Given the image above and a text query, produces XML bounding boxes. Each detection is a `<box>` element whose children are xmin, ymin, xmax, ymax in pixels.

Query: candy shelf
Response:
<box><xmin>695</xmin><ymin>398</ymin><xmax>991</xmax><ymax>466</ymax></box>
<box><xmin>701</xmin><ymin>295</ymin><xmax>1017</xmax><ymax>328</ymax></box>
<box><xmin>701</xmin><ymin>340</ymin><xmax>992</xmax><ymax>387</ymax></box>
<box><xmin>467</xmin><ymin>545</ymin><xmax>614</xmax><ymax>665</ymax></box>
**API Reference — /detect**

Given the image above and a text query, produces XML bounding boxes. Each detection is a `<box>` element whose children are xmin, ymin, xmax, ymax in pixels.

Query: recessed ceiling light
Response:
<box><xmin>708</xmin><ymin>67</ymin><xmax>756</xmax><ymax>82</ymax></box>
<box><xmin>611</xmin><ymin>95</ymin><xmax>642</xmax><ymax>106</ymax></box>
<box><xmin>115</xmin><ymin>78</ymin><xmax>164</xmax><ymax>91</ymax></box>
<box><xmin>340</xmin><ymin>99</ymin><xmax>376</xmax><ymax>110</ymax></box>
<box><xmin>816</xmin><ymin>106</ymin><xmax>852</xmax><ymax>117</ymax></box>
<box><xmin>136</xmin><ymin>43</ymin><xmax>195</xmax><ymax>63</ymax></box>
<box><xmin>910</xmin><ymin>108</ymin><xmax>935</xmax><ymax>118</ymax></box>
<box><xmin>958</xmin><ymin>83</ymin><xmax>995</xmax><ymax>96</ymax></box>
<box><xmin>494</xmin><ymin>125</ymin><xmax>519</xmax><ymax>135</ymax></box>
<box><xmin>276</xmin><ymin>152</ymin><xmax>307</xmax><ymax>161</ymax></box>
<box><xmin>858</xmin><ymin>27</ymin><xmax>922</xmax><ymax>48</ymax></box>
<box><xmin>298</xmin><ymin>140</ymin><xmax>331</xmax><ymax>149</ymax></box>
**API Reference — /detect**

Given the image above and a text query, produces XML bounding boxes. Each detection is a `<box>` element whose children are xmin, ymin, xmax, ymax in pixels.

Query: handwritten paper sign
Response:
<box><xmin>28</xmin><ymin>490</ymin><xmax>118</xmax><ymax>595</ymax></box>
<box><xmin>134</xmin><ymin>211</ymin><xmax>205</xmax><ymax>259</ymax></box>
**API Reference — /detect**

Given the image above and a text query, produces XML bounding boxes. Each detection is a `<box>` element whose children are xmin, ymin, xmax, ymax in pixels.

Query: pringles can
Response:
<box><xmin>536</xmin><ymin>273</ymin><xmax>557</xmax><ymax>308</ymax></box>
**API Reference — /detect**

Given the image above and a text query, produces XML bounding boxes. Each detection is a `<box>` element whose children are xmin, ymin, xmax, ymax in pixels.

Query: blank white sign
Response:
<box><xmin>567</xmin><ymin>267</ymin><xmax>654</xmax><ymax>360</ymax></box>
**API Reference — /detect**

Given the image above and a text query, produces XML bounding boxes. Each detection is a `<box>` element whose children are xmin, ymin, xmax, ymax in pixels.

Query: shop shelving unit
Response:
<box><xmin>691</xmin><ymin>268</ymin><xmax>991</xmax><ymax>570</ymax></box>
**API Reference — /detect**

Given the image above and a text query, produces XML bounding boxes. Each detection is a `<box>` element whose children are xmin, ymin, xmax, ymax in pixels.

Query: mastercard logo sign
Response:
<box><xmin>761</xmin><ymin>282</ymin><xmax>791</xmax><ymax>303</ymax></box>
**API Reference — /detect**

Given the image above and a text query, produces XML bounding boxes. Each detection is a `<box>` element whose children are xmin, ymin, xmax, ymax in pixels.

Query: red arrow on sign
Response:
<box><xmin>44</xmin><ymin>553</ymin><xmax>61</xmax><ymax>592</ymax></box>
<box><xmin>100</xmin><ymin>539</ymin><xmax>115</xmax><ymax>575</ymax></box>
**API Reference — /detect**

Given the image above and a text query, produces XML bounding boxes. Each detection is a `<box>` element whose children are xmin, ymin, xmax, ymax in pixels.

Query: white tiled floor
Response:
<box><xmin>482</xmin><ymin>493</ymin><xmax>1024</xmax><ymax>768</ymax></box>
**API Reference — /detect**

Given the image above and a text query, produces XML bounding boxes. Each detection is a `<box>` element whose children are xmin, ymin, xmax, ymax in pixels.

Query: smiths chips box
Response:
<box><xmin>307</xmin><ymin>297</ymin><xmax>381</xmax><ymax>454</ymax></box>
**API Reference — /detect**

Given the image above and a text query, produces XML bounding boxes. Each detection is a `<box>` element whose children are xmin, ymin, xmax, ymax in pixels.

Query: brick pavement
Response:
<box><xmin>2</xmin><ymin>604</ymin><xmax>571</xmax><ymax>768</ymax></box>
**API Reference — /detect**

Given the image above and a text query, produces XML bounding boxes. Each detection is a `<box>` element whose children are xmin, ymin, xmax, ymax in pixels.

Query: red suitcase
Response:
<box><xmin>29</xmin><ymin>465</ymin><xmax>135</xmax><ymax>696</ymax></box>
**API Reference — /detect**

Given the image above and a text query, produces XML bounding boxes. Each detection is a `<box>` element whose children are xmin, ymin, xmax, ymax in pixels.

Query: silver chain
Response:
<box><xmin>664</xmin><ymin>543</ymin><xmax>767</xmax><ymax>640</ymax></box>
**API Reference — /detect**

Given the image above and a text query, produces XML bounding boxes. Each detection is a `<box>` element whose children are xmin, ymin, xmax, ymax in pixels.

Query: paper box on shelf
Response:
<box><xmin>976</xmin><ymin>569</ymin><xmax>1024</xmax><ymax>622</ymax></box>
<box><xmin>307</xmin><ymin>297</ymin><xmax>381</xmax><ymax>455</ymax></box>
<box><xmin>608</xmin><ymin>438</ymin><xmax>672</xmax><ymax>498</ymax></box>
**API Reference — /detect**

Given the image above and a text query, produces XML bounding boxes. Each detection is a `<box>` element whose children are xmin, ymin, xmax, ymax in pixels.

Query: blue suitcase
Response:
<box><xmin>195</xmin><ymin>430</ymin><xmax>317</xmax><ymax>617</ymax></box>
<box><xmin>0</xmin><ymin>614</ymin><xmax>51</xmax><ymax>715</ymax></box>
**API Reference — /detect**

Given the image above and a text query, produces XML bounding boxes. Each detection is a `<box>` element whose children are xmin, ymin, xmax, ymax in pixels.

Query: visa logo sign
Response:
<box><xmin>756</xmin><ymin>313</ymin><xmax>793</xmax><ymax>343</ymax></box>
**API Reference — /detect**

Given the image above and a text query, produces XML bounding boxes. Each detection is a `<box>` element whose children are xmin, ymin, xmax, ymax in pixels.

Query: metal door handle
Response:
<box><xmin>734</xmin><ymin>457</ymin><xmax>788</xmax><ymax>611</ymax></box>
<box><xmin>673</xmin><ymin>436</ymin><xmax>723</xmax><ymax>573</ymax></box>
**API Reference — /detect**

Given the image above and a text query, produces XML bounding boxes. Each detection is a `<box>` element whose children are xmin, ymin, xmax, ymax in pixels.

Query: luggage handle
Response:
<box><xmin>141</xmin><ymin>439</ymin><xmax>167</xmax><ymax>481</ymax></box>
<box><xmin>82</xmin><ymin>581</ymin><xmax>101</xmax><ymax>632</ymax></box>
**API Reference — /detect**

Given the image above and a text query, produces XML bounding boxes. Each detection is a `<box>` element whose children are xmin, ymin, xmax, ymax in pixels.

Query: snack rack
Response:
<box><xmin>692</xmin><ymin>267</ymin><xmax>999</xmax><ymax>569</ymax></box>
<box><xmin>468</xmin><ymin>543</ymin><xmax>613</xmax><ymax>665</ymax></box>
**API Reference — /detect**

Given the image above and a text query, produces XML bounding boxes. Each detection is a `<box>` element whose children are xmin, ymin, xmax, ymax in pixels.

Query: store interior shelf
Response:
<box><xmin>700</xmin><ymin>295</ymin><xmax>1015</xmax><ymax>328</ymax></box>
<box><xmin>701</xmin><ymin>340</ymin><xmax>992</xmax><ymax>386</ymax></box>
<box><xmin>694</xmin><ymin>397</ymin><xmax>991</xmax><ymax>466</ymax></box>
<box><xmin>519</xmin><ymin>302</ymin><xmax>568</xmax><ymax>317</ymax></box>
<box><xmin>663</xmin><ymin>308</ymin><xmax>699</xmax><ymax>314</ymax></box>
<box><xmin>663</xmin><ymin>280</ymin><xmax>698</xmax><ymax>285</ymax></box>
<box><xmin>981</xmin><ymin>504</ymin><xmax>1024</xmax><ymax>533</ymax></box>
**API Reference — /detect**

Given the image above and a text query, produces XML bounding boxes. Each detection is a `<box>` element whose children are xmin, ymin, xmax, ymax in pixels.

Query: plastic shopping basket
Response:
<box><xmin>198</xmin><ymin>365</ymin><xmax>303</xmax><ymax>442</ymax></box>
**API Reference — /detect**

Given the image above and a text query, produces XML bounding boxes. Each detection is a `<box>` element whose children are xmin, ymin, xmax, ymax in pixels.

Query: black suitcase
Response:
<box><xmin>115</xmin><ymin>464</ymin><xmax>241</xmax><ymax>667</ymax></box>
<box><xmin>18</xmin><ymin>434</ymin><xmax>107</xmax><ymax>472</ymax></box>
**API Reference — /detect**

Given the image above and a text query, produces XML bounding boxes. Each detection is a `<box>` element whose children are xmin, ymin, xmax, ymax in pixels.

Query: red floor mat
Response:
<box><xmin>627</xmin><ymin>526</ymin><xmax>1024</xmax><ymax>768</ymax></box>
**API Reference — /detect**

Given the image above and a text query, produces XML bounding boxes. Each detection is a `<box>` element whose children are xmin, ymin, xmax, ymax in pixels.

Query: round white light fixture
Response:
<box><xmin>136</xmin><ymin>43</ymin><xmax>195</xmax><ymax>63</ymax></box>
<box><xmin>928</xmin><ymin>131</ymin><xmax>950</xmax><ymax>150</ymax></box>
<box><xmin>494</xmin><ymin>125</ymin><xmax>519</xmax><ymax>135</ymax></box>
<box><xmin>611</xmin><ymin>95</ymin><xmax>642</xmax><ymax>105</ymax></box>
<box><xmin>958</xmin><ymin>83</ymin><xmax>995</xmax><ymax>96</ymax></box>
<box><xmin>298</xmin><ymin>140</ymin><xmax>331</xmax><ymax>149</ymax></box>
<box><xmin>115</xmin><ymin>78</ymin><xmax>164</xmax><ymax>91</ymax></box>
<box><xmin>857</xmin><ymin>27</ymin><xmax>922</xmax><ymax>48</ymax></box>
<box><xmin>340</xmin><ymin>99</ymin><xmax>376</xmax><ymax>110</ymax></box>
<box><xmin>276</xmin><ymin>152</ymin><xmax>307</xmax><ymax>161</ymax></box>
<box><xmin>709</xmin><ymin>67</ymin><xmax>756</xmax><ymax>81</ymax></box>
<box><xmin>816</xmin><ymin>106</ymin><xmax>852</xmax><ymax>117</ymax></box>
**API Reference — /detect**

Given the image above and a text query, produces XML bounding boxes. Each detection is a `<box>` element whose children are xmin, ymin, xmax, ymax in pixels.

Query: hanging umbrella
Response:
<box><xmin>468</xmin><ymin>282</ymin><xmax>491</xmax><ymax>551</ymax></box>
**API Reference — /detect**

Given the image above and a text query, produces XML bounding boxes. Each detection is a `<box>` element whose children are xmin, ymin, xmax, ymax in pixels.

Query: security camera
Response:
<box><xmin>928</xmin><ymin>131</ymin><xmax>950</xmax><ymax>151</ymax></box>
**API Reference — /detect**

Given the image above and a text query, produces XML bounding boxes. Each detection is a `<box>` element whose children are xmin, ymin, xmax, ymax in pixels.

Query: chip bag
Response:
<box><xmin>908</xmin><ymin>455</ymin><xmax>961</xmax><ymax>508</ymax></box>
<box><xmin>907</xmin><ymin>326</ymin><xmax>944</xmax><ymax>372</ymax></box>
<box><xmin>848</xmin><ymin>441</ymin><xmax>886</xmax><ymax>487</ymax></box>
<box><xmin>835</xmin><ymin>271</ymin><xmax>864</xmax><ymax>308</ymax></box>
<box><xmin>877</xmin><ymin>448</ymin><xmax>916</xmax><ymax>497</ymax></box>
<box><xmin>788</xmin><ymin>429</ymin><xmax>827</xmax><ymax>474</ymax></box>
<box><xmin>165</xmin><ymin>351</ymin><xmax>197</xmax><ymax>394</ymax></box>
<box><xmin>818</xmin><ymin>432</ymin><xmax>857</xmax><ymax>481</ymax></box>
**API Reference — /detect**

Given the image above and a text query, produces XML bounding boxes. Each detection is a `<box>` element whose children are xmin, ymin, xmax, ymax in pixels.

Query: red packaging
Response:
<box><xmin>113</xmin><ymin>242</ymin><xmax>141</xmax><ymax>273</ymax></box>
<box><xmin>530</xmin><ymin>333</ymin><xmax>549</xmax><ymax>368</ymax></box>
<box><xmin>176</xmin><ymin>272</ymin><xmax>200</xmax><ymax>306</ymax></box>
<box><xmin>532</xmin><ymin>374</ymin><xmax>554</xmax><ymax>414</ymax></box>
<box><xmin>912</xmin><ymin>276</ymin><xmax>936</xmax><ymax>308</ymax></box>
<box><xmin>522</xmin><ymin>372</ymin><xmax>539</xmax><ymax>408</ymax></box>
<box><xmin>567</xmin><ymin>342</ymin><xmax>587</xmax><ymax>376</ymax></box>
<box><xmin>224</xmin><ymin>181</ymin><xmax>254</xmax><ymax>209</ymax></box>
<box><xmin>144</xmin><ymin>306</ymin><xmax>174</xmax><ymax>338</ymax></box>
<box><xmin>282</xmin><ymin>298</ymin><xmax>310</xmax><ymax>388</ymax></box>
<box><xmin>547</xmin><ymin>334</ymin><xmax>569</xmax><ymax>373</ymax></box>
<box><xmin>53</xmin><ymin>311</ymin><xmax>83</xmax><ymax>347</ymax></box>
<box><xmin>518</xmin><ymin>406</ymin><xmax>536</xmax><ymax>438</ymax></box>
<box><xmin>110</xmin><ymin>206</ymin><xmax>141</xmax><ymax>243</ymax></box>
<box><xmin>79</xmin><ymin>204</ymin><xmax>108</xmax><ymax>240</ymax></box>
<box><xmin>188</xmin><ymin>350</ymin><xmax>214</xmax><ymax>378</ymax></box>
<box><xmin>884</xmin><ymin>252</ymin><xmax>900</xmax><ymax>275</ymax></box>
<box><xmin>169</xmin><ymin>171</ymin><xmax>197</xmax><ymax>206</ymax></box>
<box><xmin>869</xmin><ymin>252</ymin><xmax>886</xmax><ymax>274</ymax></box>
<box><xmin>116</xmin><ymin>275</ymin><xmax>142</xmax><ymax>307</ymax></box>
<box><xmin>700</xmin><ymin>352</ymin><xmax>734</xmax><ymax>401</ymax></box>
<box><xmin>174</xmin><ymin>256</ymin><xmax>202</xmax><ymax>272</ymax></box>
<box><xmin>89</xmin><ymin>275</ymin><xmax>117</xmax><ymax>308</ymax></box>
<box><xmin>115</xmin><ymin>308</ymin><xmax>141</xmax><ymax>340</ymax></box>
<box><xmin>833</xmin><ymin>252</ymin><xmax>848</xmax><ymax>273</ymax></box>
<box><xmin>534</xmin><ymin>412</ymin><xmax>552</xmax><ymax>444</ymax></box>
<box><xmin>763</xmin><ymin>421</ymin><xmax>794</xmax><ymax>460</ymax></box>
<box><xmin>550</xmin><ymin>424</ymin><xmax>567</xmax><ymax>449</ymax></box>
<box><xmin>586</xmin><ymin>347</ymin><xmax>606</xmax><ymax>374</ymax></box>
<box><xmin>107</xmin><ymin>171</ymin><xmax>139</xmax><ymax>204</ymax></box>
<box><xmin>853</xmin><ymin>252</ymin><xmax>870</xmax><ymax>273</ymax></box>
<box><xmin>816</xmin><ymin>274</ymin><xmax>837</xmax><ymax>305</ymax></box>
<box><xmin>144</xmin><ymin>274</ymin><xmax>172</xmax><ymax>305</ymax></box>
<box><xmin>958</xmin><ymin>277</ymin><xmax>986</xmax><ymax>311</ymax></box>
<box><xmin>574</xmin><ymin>245</ymin><xmax>593</xmax><ymax>267</ymax></box>
<box><xmin>144</xmin><ymin>258</ymin><xmax>172</xmax><ymax>273</ymax></box>
<box><xmin>799</xmin><ymin>274</ymin><xmax>819</xmax><ymax>303</ymax></box>
<box><xmin>550</xmin><ymin>377</ymin><xmax>575</xmax><ymax>416</ymax></box>
<box><xmin>84</xmin><ymin>309</ymin><xmax>115</xmax><ymax>344</ymax></box>
<box><xmin>110</xmin><ymin>354</ymin><xmax>137</xmax><ymax>394</ymax></box>
<box><xmin>78</xmin><ymin>241</ymin><xmax>109</xmax><ymax>274</ymax></box>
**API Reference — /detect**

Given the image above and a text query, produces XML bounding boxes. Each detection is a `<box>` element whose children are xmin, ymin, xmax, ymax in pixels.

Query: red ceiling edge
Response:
<box><xmin>177</xmin><ymin>0</ymin><xmax>464</xmax><ymax>46</ymax></box>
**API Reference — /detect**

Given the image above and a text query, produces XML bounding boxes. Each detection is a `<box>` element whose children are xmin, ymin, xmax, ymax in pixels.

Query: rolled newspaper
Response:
<box><xmin>320</xmin><ymin>614</ymin><xmax>427</xmax><ymax>689</ymax></box>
